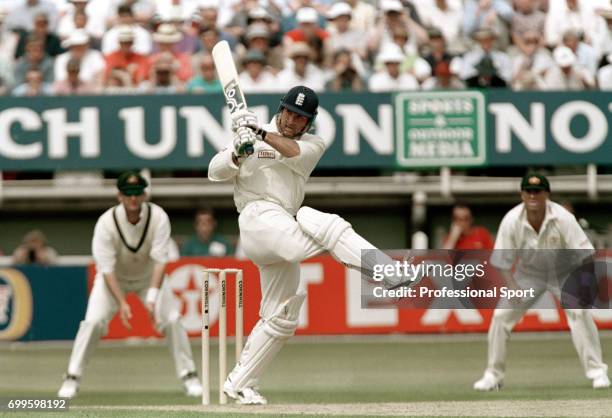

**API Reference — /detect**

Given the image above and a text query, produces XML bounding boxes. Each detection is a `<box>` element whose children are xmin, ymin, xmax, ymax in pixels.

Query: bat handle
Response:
<box><xmin>237</xmin><ymin>142</ymin><xmax>254</xmax><ymax>156</ymax></box>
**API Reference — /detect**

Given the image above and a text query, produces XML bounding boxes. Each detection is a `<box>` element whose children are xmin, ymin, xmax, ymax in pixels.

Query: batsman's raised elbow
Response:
<box><xmin>207</xmin><ymin>172</ymin><xmax>234</xmax><ymax>182</ymax></box>
<box><xmin>207</xmin><ymin>149</ymin><xmax>239</xmax><ymax>181</ymax></box>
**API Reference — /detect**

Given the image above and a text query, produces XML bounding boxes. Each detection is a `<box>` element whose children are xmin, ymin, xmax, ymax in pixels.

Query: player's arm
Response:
<box><xmin>441</xmin><ymin>223</ymin><xmax>462</xmax><ymax>249</ymax></box>
<box><xmin>103</xmin><ymin>273</ymin><xmax>125</xmax><ymax>302</ymax></box>
<box><xmin>145</xmin><ymin>209</ymin><xmax>172</xmax><ymax>316</ymax></box>
<box><xmin>497</xmin><ymin>268</ymin><xmax>520</xmax><ymax>292</ymax></box>
<box><xmin>208</xmin><ymin>147</ymin><xmax>240</xmax><ymax>181</ymax></box>
<box><xmin>102</xmin><ymin>272</ymin><xmax>132</xmax><ymax>329</ymax></box>
<box><xmin>276</xmin><ymin>136</ymin><xmax>326</xmax><ymax>178</ymax></box>
<box><xmin>490</xmin><ymin>211</ymin><xmax>519</xmax><ymax>295</ymax></box>
<box><xmin>150</xmin><ymin>263</ymin><xmax>166</xmax><ymax>289</ymax></box>
<box><xmin>260</xmin><ymin>130</ymin><xmax>300</xmax><ymax>158</ymax></box>
<box><xmin>562</xmin><ymin>214</ymin><xmax>595</xmax><ymax>253</ymax></box>
<box><xmin>234</xmin><ymin>110</ymin><xmax>323</xmax><ymax>162</ymax></box>
<box><xmin>493</xmin><ymin>264</ymin><xmax>523</xmax><ymax>307</ymax></box>
<box><xmin>574</xmin><ymin>254</ymin><xmax>598</xmax><ymax>307</ymax></box>
<box><xmin>209</xmin><ymin>110</ymin><xmax>259</xmax><ymax>176</ymax></box>
<box><xmin>232</xmin><ymin>109</ymin><xmax>300</xmax><ymax>158</ymax></box>
<box><xmin>561</xmin><ymin>215</ymin><xmax>597</xmax><ymax>307</ymax></box>
<box><xmin>92</xmin><ymin>220</ymin><xmax>132</xmax><ymax>329</ymax></box>
<box><xmin>235</xmin><ymin>111</ymin><xmax>299</xmax><ymax>158</ymax></box>
<box><xmin>144</xmin><ymin>262</ymin><xmax>166</xmax><ymax>317</ymax></box>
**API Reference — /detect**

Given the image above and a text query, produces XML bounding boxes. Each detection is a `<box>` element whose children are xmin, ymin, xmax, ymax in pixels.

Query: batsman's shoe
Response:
<box><xmin>223</xmin><ymin>379</ymin><xmax>267</xmax><ymax>405</ymax></box>
<box><xmin>57</xmin><ymin>374</ymin><xmax>79</xmax><ymax>399</ymax></box>
<box><xmin>473</xmin><ymin>372</ymin><xmax>502</xmax><ymax>391</ymax></box>
<box><xmin>592</xmin><ymin>373</ymin><xmax>610</xmax><ymax>389</ymax></box>
<box><xmin>182</xmin><ymin>371</ymin><xmax>203</xmax><ymax>397</ymax></box>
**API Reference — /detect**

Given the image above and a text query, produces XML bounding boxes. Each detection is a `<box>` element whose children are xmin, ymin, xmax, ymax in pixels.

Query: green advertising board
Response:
<box><xmin>0</xmin><ymin>93</ymin><xmax>396</xmax><ymax>171</ymax></box>
<box><xmin>0</xmin><ymin>266</ymin><xmax>87</xmax><ymax>341</ymax></box>
<box><xmin>395</xmin><ymin>90</ymin><xmax>486</xmax><ymax>168</ymax></box>
<box><xmin>1</xmin><ymin>91</ymin><xmax>611</xmax><ymax>171</ymax></box>
<box><xmin>487</xmin><ymin>91</ymin><xmax>612</xmax><ymax>166</ymax></box>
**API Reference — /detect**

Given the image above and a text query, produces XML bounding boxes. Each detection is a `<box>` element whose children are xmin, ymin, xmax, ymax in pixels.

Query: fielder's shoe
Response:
<box><xmin>223</xmin><ymin>378</ymin><xmax>267</xmax><ymax>405</ymax></box>
<box><xmin>57</xmin><ymin>374</ymin><xmax>79</xmax><ymax>399</ymax></box>
<box><xmin>182</xmin><ymin>371</ymin><xmax>203</xmax><ymax>397</ymax></box>
<box><xmin>473</xmin><ymin>372</ymin><xmax>502</xmax><ymax>391</ymax></box>
<box><xmin>592</xmin><ymin>373</ymin><xmax>611</xmax><ymax>389</ymax></box>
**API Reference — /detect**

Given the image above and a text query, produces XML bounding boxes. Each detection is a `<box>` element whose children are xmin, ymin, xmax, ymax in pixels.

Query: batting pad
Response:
<box><xmin>228</xmin><ymin>321</ymin><xmax>285</xmax><ymax>391</ymax></box>
<box><xmin>297</xmin><ymin>207</ymin><xmax>402</xmax><ymax>286</ymax></box>
<box><xmin>264</xmin><ymin>293</ymin><xmax>306</xmax><ymax>338</ymax></box>
<box><xmin>228</xmin><ymin>294</ymin><xmax>306</xmax><ymax>390</ymax></box>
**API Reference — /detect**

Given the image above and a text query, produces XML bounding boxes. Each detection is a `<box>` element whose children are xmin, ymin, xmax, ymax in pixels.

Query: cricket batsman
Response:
<box><xmin>473</xmin><ymin>174</ymin><xmax>610</xmax><ymax>391</ymax></box>
<box><xmin>208</xmin><ymin>85</ymin><xmax>409</xmax><ymax>404</ymax></box>
<box><xmin>57</xmin><ymin>172</ymin><xmax>203</xmax><ymax>398</ymax></box>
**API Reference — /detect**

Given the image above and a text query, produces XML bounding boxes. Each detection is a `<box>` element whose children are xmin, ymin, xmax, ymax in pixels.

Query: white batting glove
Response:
<box><xmin>231</xmin><ymin>109</ymin><xmax>258</xmax><ymax>132</ymax></box>
<box><xmin>233</xmin><ymin>127</ymin><xmax>255</xmax><ymax>157</ymax></box>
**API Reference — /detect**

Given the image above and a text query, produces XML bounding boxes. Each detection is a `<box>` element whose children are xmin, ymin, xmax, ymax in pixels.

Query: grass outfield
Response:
<box><xmin>1</xmin><ymin>334</ymin><xmax>611</xmax><ymax>417</ymax></box>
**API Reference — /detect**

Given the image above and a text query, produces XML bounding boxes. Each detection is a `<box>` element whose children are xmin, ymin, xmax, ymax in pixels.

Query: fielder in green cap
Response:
<box><xmin>473</xmin><ymin>173</ymin><xmax>610</xmax><ymax>391</ymax></box>
<box><xmin>519</xmin><ymin>173</ymin><xmax>550</xmax><ymax>222</ymax></box>
<box><xmin>116</xmin><ymin>170</ymin><xmax>149</xmax><ymax>196</ymax></box>
<box><xmin>58</xmin><ymin>170</ymin><xmax>203</xmax><ymax>399</ymax></box>
<box><xmin>520</xmin><ymin>173</ymin><xmax>550</xmax><ymax>193</ymax></box>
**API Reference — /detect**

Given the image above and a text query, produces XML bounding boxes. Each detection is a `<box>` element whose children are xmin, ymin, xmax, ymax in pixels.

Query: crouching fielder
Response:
<box><xmin>58</xmin><ymin>171</ymin><xmax>202</xmax><ymax>398</ymax></box>
<box><xmin>473</xmin><ymin>174</ymin><xmax>609</xmax><ymax>391</ymax></box>
<box><xmin>209</xmin><ymin>86</ymin><xmax>406</xmax><ymax>404</ymax></box>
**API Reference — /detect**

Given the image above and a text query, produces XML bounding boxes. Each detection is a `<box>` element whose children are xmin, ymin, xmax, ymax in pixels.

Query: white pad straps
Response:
<box><xmin>228</xmin><ymin>320</ymin><xmax>284</xmax><ymax>390</ymax></box>
<box><xmin>297</xmin><ymin>206</ymin><xmax>407</xmax><ymax>288</ymax></box>
<box><xmin>228</xmin><ymin>293</ymin><xmax>306</xmax><ymax>391</ymax></box>
<box><xmin>264</xmin><ymin>293</ymin><xmax>306</xmax><ymax>339</ymax></box>
<box><xmin>297</xmin><ymin>206</ymin><xmax>376</xmax><ymax>270</ymax></box>
<box><xmin>297</xmin><ymin>207</ymin><xmax>352</xmax><ymax>250</ymax></box>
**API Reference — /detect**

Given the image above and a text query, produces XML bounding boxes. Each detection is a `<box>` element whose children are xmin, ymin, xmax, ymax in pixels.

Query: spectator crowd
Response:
<box><xmin>0</xmin><ymin>0</ymin><xmax>611</xmax><ymax>96</ymax></box>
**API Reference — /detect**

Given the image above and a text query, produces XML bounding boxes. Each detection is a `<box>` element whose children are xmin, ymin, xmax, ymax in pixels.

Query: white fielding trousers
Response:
<box><xmin>66</xmin><ymin>275</ymin><xmax>196</xmax><ymax>379</ymax></box>
<box><xmin>485</xmin><ymin>276</ymin><xmax>608</xmax><ymax>381</ymax></box>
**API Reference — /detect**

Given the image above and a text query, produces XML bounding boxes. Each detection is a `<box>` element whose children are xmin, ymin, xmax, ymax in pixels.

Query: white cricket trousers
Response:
<box><xmin>224</xmin><ymin>201</ymin><xmax>326</xmax><ymax>389</ymax></box>
<box><xmin>485</xmin><ymin>277</ymin><xmax>608</xmax><ymax>381</ymax></box>
<box><xmin>66</xmin><ymin>275</ymin><xmax>196</xmax><ymax>379</ymax></box>
<box><xmin>238</xmin><ymin>200</ymin><xmax>326</xmax><ymax>318</ymax></box>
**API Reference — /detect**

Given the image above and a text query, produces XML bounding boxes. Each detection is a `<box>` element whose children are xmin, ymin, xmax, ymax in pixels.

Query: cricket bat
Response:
<box><xmin>212</xmin><ymin>40</ymin><xmax>254</xmax><ymax>155</ymax></box>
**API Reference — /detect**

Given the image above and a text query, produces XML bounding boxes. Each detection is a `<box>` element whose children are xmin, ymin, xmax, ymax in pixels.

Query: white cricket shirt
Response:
<box><xmin>92</xmin><ymin>202</ymin><xmax>171</xmax><ymax>284</ymax></box>
<box><xmin>491</xmin><ymin>200</ymin><xmax>594</xmax><ymax>278</ymax></box>
<box><xmin>208</xmin><ymin>117</ymin><xmax>326</xmax><ymax>216</ymax></box>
